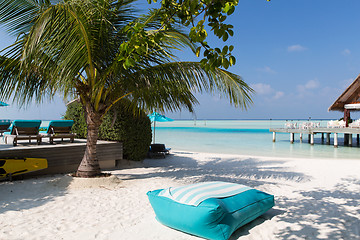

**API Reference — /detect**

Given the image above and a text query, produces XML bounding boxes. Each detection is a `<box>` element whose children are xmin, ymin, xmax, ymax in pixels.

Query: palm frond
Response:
<box><xmin>0</xmin><ymin>0</ymin><xmax>253</xmax><ymax>115</ymax></box>
<box><xmin>105</xmin><ymin>61</ymin><xmax>253</xmax><ymax>114</ymax></box>
<box><xmin>0</xmin><ymin>0</ymin><xmax>53</xmax><ymax>36</ymax></box>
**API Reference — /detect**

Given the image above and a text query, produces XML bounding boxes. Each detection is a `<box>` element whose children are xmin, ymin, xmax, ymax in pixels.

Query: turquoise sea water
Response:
<box><xmin>152</xmin><ymin>120</ymin><xmax>360</xmax><ymax>160</ymax></box>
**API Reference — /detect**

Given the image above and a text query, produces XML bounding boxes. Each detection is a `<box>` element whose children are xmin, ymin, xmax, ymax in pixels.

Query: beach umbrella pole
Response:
<box><xmin>153</xmin><ymin>121</ymin><xmax>156</xmax><ymax>144</ymax></box>
<box><xmin>148</xmin><ymin>112</ymin><xmax>173</xmax><ymax>145</ymax></box>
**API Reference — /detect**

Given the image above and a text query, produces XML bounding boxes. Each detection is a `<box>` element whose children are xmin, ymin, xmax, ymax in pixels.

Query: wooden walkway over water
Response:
<box><xmin>269</xmin><ymin>127</ymin><xmax>360</xmax><ymax>147</ymax></box>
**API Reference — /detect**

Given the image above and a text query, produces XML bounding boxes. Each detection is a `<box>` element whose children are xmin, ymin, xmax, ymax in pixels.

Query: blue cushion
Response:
<box><xmin>43</xmin><ymin>120</ymin><xmax>74</xmax><ymax>133</ymax></box>
<box><xmin>48</xmin><ymin>120</ymin><xmax>74</xmax><ymax>128</ymax></box>
<box><xmin>0</xmin><ymin>119</ymin><xmax>11</xmax><ymax>125</ymax></box>
<box><xmin>5</xmin><ymin>120</ymin><xmax>41</xmax><ymax>135</ymax></box>
<box><xmin>147</xmin><ymin>181</ymin><xmax>274</xmax><ymax>240</ymax></box>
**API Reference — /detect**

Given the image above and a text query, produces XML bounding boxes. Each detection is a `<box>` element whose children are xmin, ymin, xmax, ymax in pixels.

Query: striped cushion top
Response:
<box><xmin>158</xmin><ymin>181</ymin><xmax>252</xmax><ymax>206</ymax></box>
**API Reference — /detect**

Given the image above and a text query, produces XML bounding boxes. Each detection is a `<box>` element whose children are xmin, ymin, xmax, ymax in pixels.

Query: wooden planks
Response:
<box><xmin>269</xmin><ymin>128</ymin><xmax>360</xmax><ymax>147</ymax></box>
<box><xmin>0</xmin><ymin>140</ymin><xmax>123</xmax><ymax>176</ymax></box>
<box><xmin>270</xmin><ymin>127</ymin><xmax>360</xmax><ymax>134</ymax></box>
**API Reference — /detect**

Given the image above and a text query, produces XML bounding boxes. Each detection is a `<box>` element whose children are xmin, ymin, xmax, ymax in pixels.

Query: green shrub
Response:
<box><xmin>64</xmin><ymin>101</ymin><xmax>152</xmax><ymax>161</ymax></box>
<box><xmin>64</xmin><ymin>102</ymin><xmax>87</xmax><ymax>138</ymax></box>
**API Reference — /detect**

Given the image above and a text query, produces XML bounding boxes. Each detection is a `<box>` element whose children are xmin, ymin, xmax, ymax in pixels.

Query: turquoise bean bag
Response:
<box><xmin>147</xmin><ymin>181</ymin><xmax>274</xmax><ymax>240</ymax></box>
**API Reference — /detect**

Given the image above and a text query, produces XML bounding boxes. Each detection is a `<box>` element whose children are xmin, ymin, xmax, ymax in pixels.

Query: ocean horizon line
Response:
<box><xmin>169</xmin><ymin>118</ymin><xmax>336</xmax><ymax>121</ymax></box>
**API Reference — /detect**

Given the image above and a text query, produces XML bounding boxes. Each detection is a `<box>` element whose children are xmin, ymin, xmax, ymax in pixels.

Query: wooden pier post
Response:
<box><xmin>344</xmin><ymin>133</ymin><xmax>349</xmax><ymax>145</ymax></box>
<box><xmin>270</xmin><ymin>127</ymin><xmax>360</xmax><ymax>148</ymax></box>
<box><xmin>334</xmin><ymin>133</ymin><xmax>338</xmax><ymax>148</ymax></box>
<box><xmin>349</xmin><ymin>134</ymin><xmax>352</xmax><ymax>146</ymax></box>
<box><xmin>272</xmin><ymin>132</ymin><xmax>276</xmax><ymax>142</ymax></box>
<box><xmin>326</xmin><ymin>133</ymin><xmax>330</xmax><ymax>145</ymax></box>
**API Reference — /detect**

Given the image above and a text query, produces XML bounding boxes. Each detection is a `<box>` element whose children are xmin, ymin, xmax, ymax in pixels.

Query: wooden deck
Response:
<box><xmin>270</xmin><ymin>127</ymin><xmax>360</xmax><ymax>147</ymax></box>
<box><xmin>0</xmin><ymin>139</ymin><xmax>123</xmax><ymax>177</ymax></box>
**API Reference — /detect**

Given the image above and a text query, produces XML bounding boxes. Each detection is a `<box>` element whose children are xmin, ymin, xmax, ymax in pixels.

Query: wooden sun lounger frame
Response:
<box><xmin>147</xmin><ymin>144</ymin><xmax>170</xmax><ymax>159</ymax></box>
<box><xmin>4</xmin><ymin>126</ymin><xmax>42</xmax><ymax>146</ymax></box>
<box><xmin>47</xmin><ymin>126</ymin><xmax>75</xmax><ymax>144</ymax></box>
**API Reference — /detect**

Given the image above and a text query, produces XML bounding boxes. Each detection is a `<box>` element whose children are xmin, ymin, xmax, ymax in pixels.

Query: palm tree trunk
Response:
<box><xmin>75</xmin><ymin>105</ymin><xmax>102</xmax><ymax>177</ymax></box>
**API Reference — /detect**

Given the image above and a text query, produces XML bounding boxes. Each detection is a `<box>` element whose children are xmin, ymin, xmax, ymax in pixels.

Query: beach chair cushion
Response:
<box><xmin>40</xmin><ymin>120</ymin><xmax>74</xmax><ymax>134</ymax></box>
<box><xmin>3</xmin><ymin>120</ymin><xmax>42</xmax><ymax>146</ymax></box>
<box><xmin>148</xmin><ymin>144</ymin><xmax>171</xmax><ymax>158</ymax></box>
<box><xmin>147</xmin><ymin>181</ymin><xmax>274</xmax><ymax>240</ymax></box>
<box><xmin>4</xmin><ymin>120</ymin><xmax>42</xmax><ymax>135</ymax></box>
<box><xmin>0</xmin><ymin>120</ymin><xmax>11</xmax><ymax>133</ymax></box>
<box><xmin>149</xmin><ymin>144</ymin><xmax>169</xmax><ymax>153</ymax></box>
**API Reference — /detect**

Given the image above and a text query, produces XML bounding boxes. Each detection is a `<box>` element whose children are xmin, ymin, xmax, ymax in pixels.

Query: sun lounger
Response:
<box><xmin>349</xmin><ymin>119</ymin><xmax>360</xmax><ymax>128</ymax></box>
<box><xmin>40</xmin><ymin>120</ymin><xmax>75</xmax><ymax>144</ymax></box>
<box><xmin>148</xmin><ymin>144</ymin><xmax>171</xmax><ymax>158</ymax></box>
<box><xmin>0</xmin><ymin>120</ymin><xmax>11</xmax><ymax>136</ymax></box>
<box><xmin>3</xmin><ymin>120</ymin><xmax>42</xmax><ymax>146</ymax></box>
<box><xmin>327</xmin><ymin>120</ymin><xmax>345</xmax><ymax>128</ymax></box>
<box><xmin>285</xmin><ymin>122</ymin><xmax>297</xmax><ymax>129</ymax></box>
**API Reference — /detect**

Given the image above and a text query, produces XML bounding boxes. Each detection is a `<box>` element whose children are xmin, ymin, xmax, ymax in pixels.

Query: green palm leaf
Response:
<box><xmin>0</xmin><ymin>0</ymin><xmax>253</xmax><ymax>177</ymax></box>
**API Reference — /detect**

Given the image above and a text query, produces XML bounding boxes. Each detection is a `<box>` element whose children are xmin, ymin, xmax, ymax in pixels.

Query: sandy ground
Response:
<box><xmin>1</xmin><ymin>150</ymin><xmax>360</xmax><ymax>240</ymax></box>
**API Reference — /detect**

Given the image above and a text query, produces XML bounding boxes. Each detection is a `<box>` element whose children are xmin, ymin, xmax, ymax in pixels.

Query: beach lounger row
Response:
<box><xmin>327</xmin><ymin>119</ymin><xmax>360</xmax><ymax>128</ymax></box>
<box><xmin>2</xmin><ymin>120</ymin><xmax>75</xmax><ymax>146</ymax></box>
<box><xmin>284</xmin><ymin>121</ymin><xmax>321</xmax><ymax>129</ymax></box>
<box><xmin>327</xmin><ymin>120</ymin><xmax>346</xmax><ymax>128</ymax></box>
<box><xmin>349</xmin><ymin>119</ymin><xmax>360</xmax><ymax>128</ymax></box>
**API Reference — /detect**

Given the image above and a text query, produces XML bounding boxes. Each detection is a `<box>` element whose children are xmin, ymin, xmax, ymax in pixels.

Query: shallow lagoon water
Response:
<box><xmin>153</xmin><ymin>120</ymin><xmax>360</xmax><ymax>160</ymax></box>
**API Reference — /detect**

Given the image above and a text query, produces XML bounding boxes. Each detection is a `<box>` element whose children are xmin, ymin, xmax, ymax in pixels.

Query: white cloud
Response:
<box><xmin>305</xmin><ymin>79</ymin><xmax>320</xmax><ymax>89</ymax></box>
<box><xmin>287</xmin><ymin>44</ymin><xmax>307</xmax><ymax>52</ymax></box>
<box><xmin>341</xmin><ymin>49</ymin><xmax>351</xmax><ymax>56</ymax></box>
<box><xmin>257</xmin><ymin>66</ymin><xmax>276</xmax><ymax>74</ymax></box>
<box><xmin>251</xmin><ymin>83</ymin><xmax>284</xmax><ymax>100</ymax></box>
<box><xmin>251</xmin><ymin>83</ymin><xmax>273</xmax><ymax>95</ymax></box>
<box><xmin>297</xmin><ymin>79</ymin><xmax>320</xmax><ymax>96</ymax></box>
<box><xmin>273</xmin><ymin>91</ymin><xmax>284</xmax><ymax>99</ymax></box>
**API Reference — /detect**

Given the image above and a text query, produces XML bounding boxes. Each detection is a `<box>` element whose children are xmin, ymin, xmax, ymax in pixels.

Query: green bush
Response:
<box><xmin>64</xmin><ymin>101</ymin><xmax>152</xmax><ymax>161</ymax></box>
<box><xmin>64</xmin><ymin>102</ymin><xmax>87</xmax><ymax>138</ymax></box>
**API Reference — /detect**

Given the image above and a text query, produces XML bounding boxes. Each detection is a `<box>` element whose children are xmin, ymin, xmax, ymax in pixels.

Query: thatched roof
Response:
<box><xmin>328</xmin><ymin>74</ymin><xmax>360</xmax><ymax>112</ymax></box>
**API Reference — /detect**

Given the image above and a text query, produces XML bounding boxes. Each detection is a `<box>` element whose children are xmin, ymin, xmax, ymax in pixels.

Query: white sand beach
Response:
<box><xmin>1</xmin><ymin>151</ymin><xmax>360</xmax><ymax>240</ymax></box>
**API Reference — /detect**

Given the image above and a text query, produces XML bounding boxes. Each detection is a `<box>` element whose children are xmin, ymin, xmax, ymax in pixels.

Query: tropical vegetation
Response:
<box><xmin>64</xmin><ymin>100</ymin><xmax>152</xmax><ymax>161</ymax></box>
<box><xmin>0</xmin><ymin>0</ymin><xmax>253</xmax><ymax>177</ymax></box>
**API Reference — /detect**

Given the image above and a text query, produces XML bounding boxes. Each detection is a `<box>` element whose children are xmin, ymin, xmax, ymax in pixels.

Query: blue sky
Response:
<box><xmin>1</xmin><ymin>0</ymin><xmax>360</xmax><ymax>120</ymax></box>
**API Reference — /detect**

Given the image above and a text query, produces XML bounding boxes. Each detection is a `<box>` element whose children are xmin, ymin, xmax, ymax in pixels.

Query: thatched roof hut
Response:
<box><xmin>329</xmin><ymin>74</ymin><xmax>360</xmax><ymax>112</ymax></box>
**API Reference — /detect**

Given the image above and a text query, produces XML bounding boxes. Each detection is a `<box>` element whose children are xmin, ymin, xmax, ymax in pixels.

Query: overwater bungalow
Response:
<box><xmin>270</xmin><ymin>74</ymin><xmax>360</xmax><ymax>147</ymax></box>
<box><xmin>328</xmin><ymin>73</ymin><xmax>360</xmax><ymax>126</ymax></box>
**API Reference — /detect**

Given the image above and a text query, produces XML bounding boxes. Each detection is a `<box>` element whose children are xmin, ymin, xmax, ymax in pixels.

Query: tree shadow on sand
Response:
<box><xmin>275</xmin><ymin>177</ymin><xmax>360</xmax><ymax>239</ymax></box>
<box><xmin>228</xmin><ymin>208</ymin><xmax>286</xmax><ymax>239</ymax></box>
<box><xmin>116</xmin><ymin>152</ymin><xmax>360</xmax><ymax>239</ymax></box>
<box><xmin>0</xmin><ymin>175</ymin><xmax>72</xmax><ymax>214</ymax></box>
<box><xmin>118</xmin><ymin>151</ymin><xmax>310</xmax><ymax>187</ymax></box>
<box><xmin>115</xmin><ymin>151</ymin><xmax>311</xmax><ymax>238</ymax></box>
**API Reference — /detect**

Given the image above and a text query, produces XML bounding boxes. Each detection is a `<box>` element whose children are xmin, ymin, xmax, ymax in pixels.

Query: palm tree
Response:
<box><xmin>0</xmin><ymin>0</ymin><xmax>253</xmax><ymax>177</ymax></box>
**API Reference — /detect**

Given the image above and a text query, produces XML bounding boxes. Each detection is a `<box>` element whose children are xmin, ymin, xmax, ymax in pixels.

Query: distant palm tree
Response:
<box><xmin>0</xmin><ymin>0</ymin><xmax>253</xmax><ymax>177</ymax></box>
